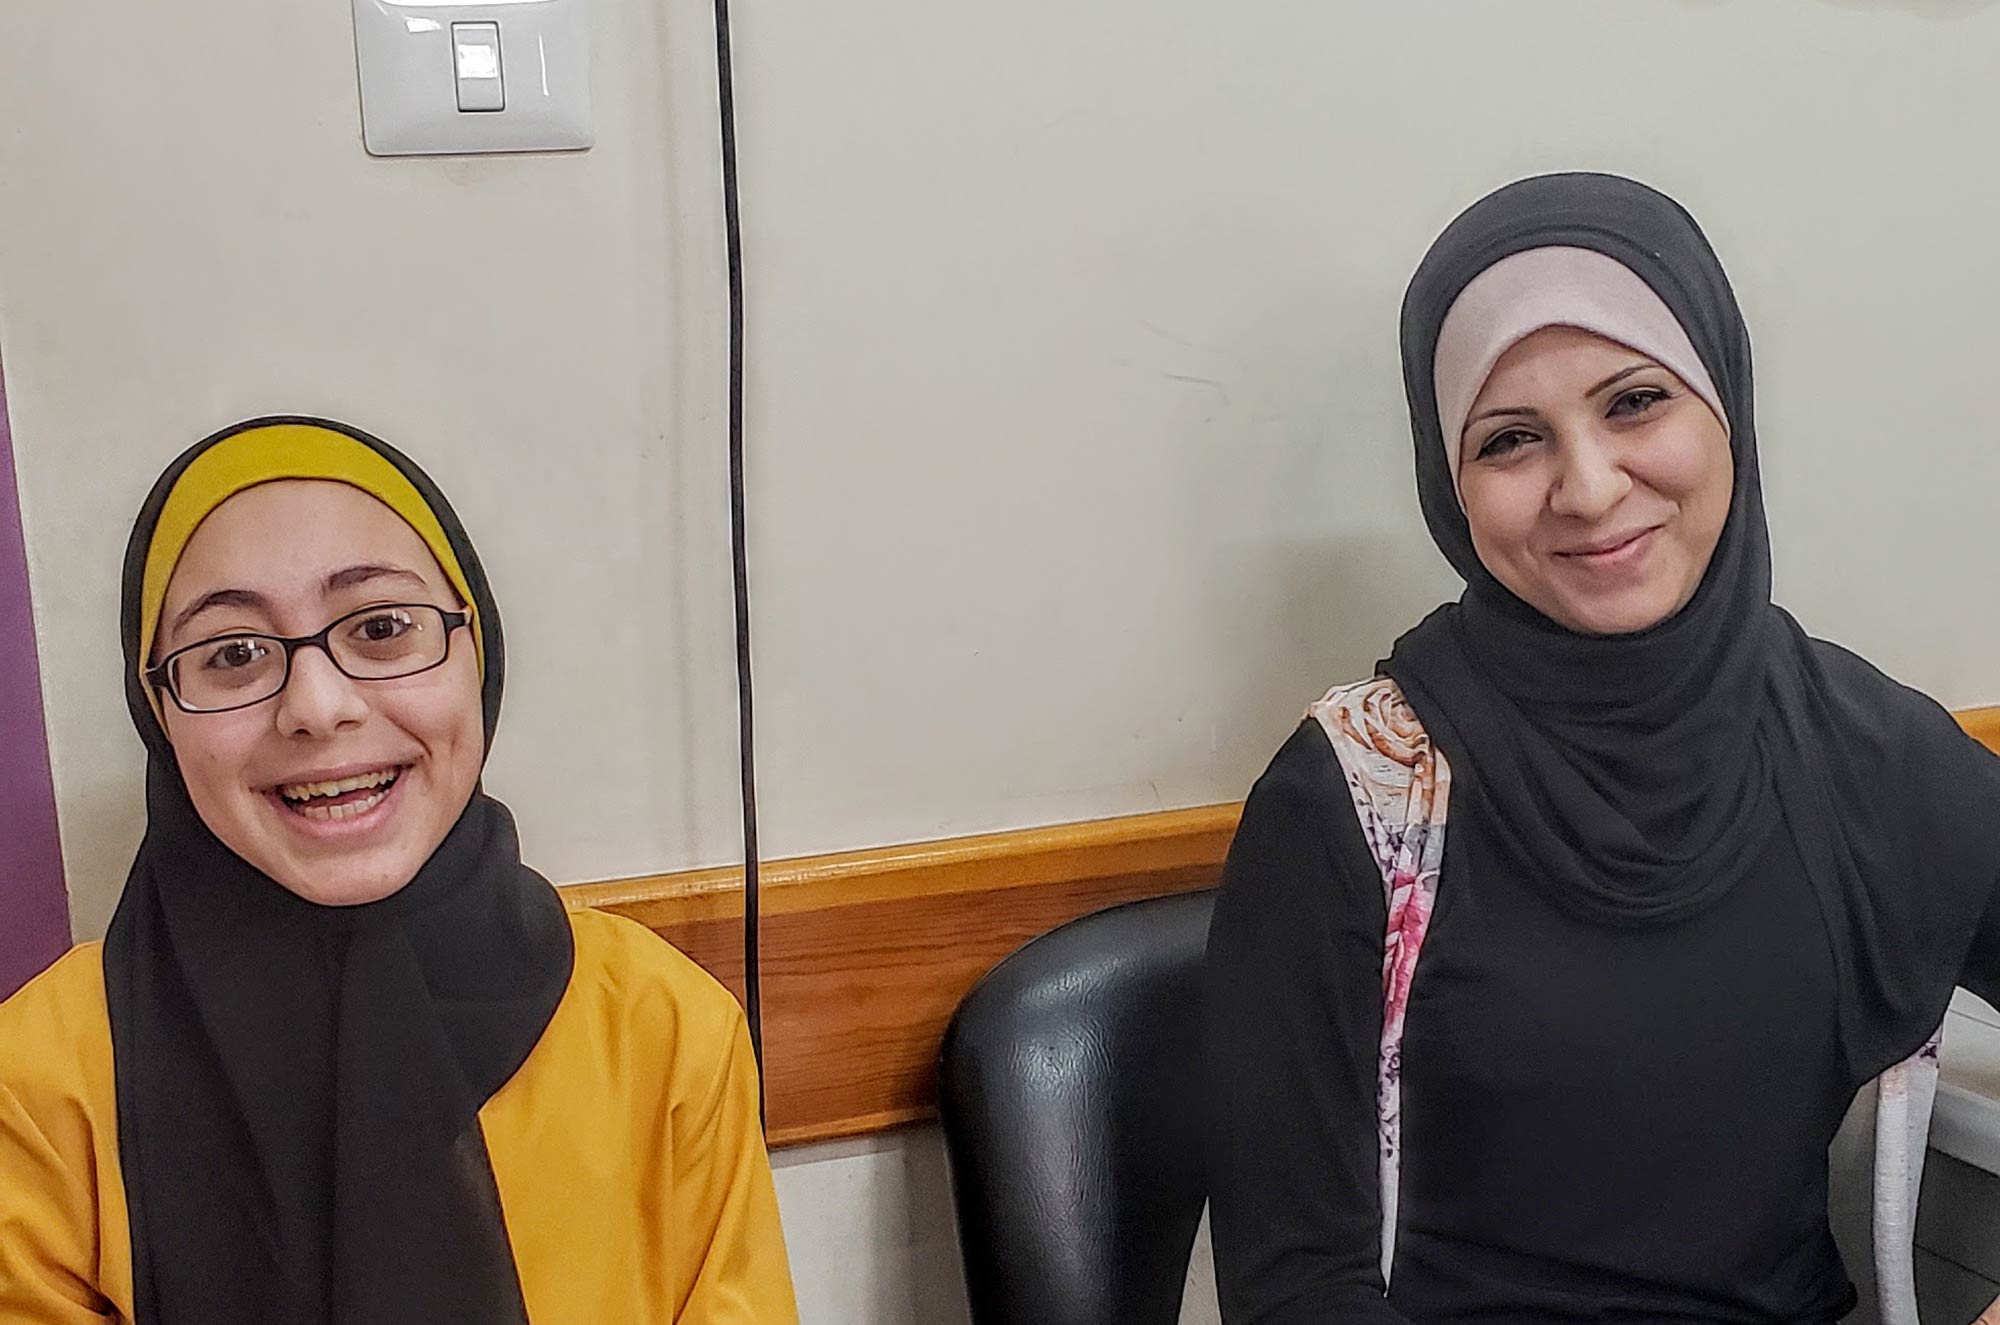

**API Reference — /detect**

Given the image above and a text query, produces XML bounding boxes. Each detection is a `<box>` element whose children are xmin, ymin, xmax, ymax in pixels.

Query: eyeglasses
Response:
<box><xmin>147</xmin><ymin>603</ymin><xmax>473</xmax><ymax>715</ymax></box>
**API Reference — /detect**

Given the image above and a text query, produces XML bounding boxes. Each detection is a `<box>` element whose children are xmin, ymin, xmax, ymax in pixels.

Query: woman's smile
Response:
<box><xmin>1551</xmin><ymin>523</ymin><xmax>1663</xmax><ymax>575</ymax></box>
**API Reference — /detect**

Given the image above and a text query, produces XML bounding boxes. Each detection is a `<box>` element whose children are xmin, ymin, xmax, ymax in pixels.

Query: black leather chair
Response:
<box><xmin>938</xmin><ymin>889</ymin><xmax>1217</xmax><ymax>1325</ymax></box>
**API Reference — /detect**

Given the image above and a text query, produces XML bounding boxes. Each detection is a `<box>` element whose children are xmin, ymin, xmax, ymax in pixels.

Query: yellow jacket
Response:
<box><xmin>0</xmin><ymin>908</ymin><xmax>799</xmax><ymax>1324</ymax></box>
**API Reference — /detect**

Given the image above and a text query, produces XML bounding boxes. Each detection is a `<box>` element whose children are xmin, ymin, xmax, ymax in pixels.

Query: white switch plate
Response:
<box><xmin>351</xmin><ymin>0</ymin><xmax>593</xmax><ymax>156</ymax></box>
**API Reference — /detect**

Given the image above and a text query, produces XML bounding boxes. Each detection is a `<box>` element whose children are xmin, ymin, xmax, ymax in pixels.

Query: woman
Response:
<box><xmin>0</xmin><ymin>418</ymin><xmax>798</xmax><ymax>1323</ymax></box>
<box><xmin>1204</xmin><ymin>174</ymin><xmax>2000</xmax><ymax>1323</ymax></box>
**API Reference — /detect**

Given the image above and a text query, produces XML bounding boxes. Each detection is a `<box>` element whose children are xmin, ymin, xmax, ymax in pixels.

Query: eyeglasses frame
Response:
<box><xmin>145</xmin><ymin>602</ymin><xmax>474</xmax><ymax>715</ymax></box>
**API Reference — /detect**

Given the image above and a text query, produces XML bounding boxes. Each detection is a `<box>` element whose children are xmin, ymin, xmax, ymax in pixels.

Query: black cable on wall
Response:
<box><xmin>710</xmin><ymin>0</ymin><xmax>763</xmax><ymax>1117</ymax></box>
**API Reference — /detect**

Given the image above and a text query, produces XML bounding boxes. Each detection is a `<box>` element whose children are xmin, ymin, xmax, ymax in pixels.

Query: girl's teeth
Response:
<box><xmin>291</xmin><ymin>789</ymin><xmax>390</xmax><ymax>821</ymax></box>
<box><xmin>281</xmin><ymin>770</ymin><xmax>398</xmax><ymax>802</ymax></box>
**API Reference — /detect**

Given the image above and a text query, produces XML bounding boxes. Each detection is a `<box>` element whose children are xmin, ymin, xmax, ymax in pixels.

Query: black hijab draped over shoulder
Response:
<box><xmin>1382</xmin><ymin>173</ymin><xmax>2000</xmax><ymax>1079</ymax></box>
<box><xmin>103</xmin><ymin>417</ymin><xmax>574</xmax><ymax>1325</ymax></box>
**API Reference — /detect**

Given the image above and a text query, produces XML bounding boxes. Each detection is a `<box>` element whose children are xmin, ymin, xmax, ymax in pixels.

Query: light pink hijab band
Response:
<box><xmin>1431</xmin><ymin>245</ymin><xmax>1728</xmax><ymax>499</ymax></box>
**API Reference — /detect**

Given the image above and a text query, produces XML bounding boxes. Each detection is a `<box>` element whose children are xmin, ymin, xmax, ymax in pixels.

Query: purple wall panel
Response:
<box><xmin>0</xmin><ymin>361</ymin><xmax>70</xmax><ymax>998</ymax></box>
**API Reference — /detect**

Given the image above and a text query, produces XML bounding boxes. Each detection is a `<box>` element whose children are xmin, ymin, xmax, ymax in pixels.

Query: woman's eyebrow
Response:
<box><xmin>170</xmin><ymin>588</ymin><xmax>270</xmax><ymax>639</ymax></box>
<box><xmin>323</xmin><ymin>564</ymin><xmax>428</xmax><ymax>594</ymax></box>
<box><xmin>1465</xmin><ymin>403</ymin><xmax>1536</xmax><ymax>429</ymax></box>
<box><xmin>1589</xmin><ymin>362</ymin><xmax>1656</xmax><ymax>395</ymax></box>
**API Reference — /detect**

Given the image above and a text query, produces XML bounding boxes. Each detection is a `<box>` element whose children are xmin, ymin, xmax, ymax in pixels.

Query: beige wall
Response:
<box><xmin>10</xmin><ymin>0</ymin><xmax>2000</xmax><ymax>947</ymax></box>
<box><xmin>6</xmin><ymin>1</ymin><xmax>2000</xmax><ymax>1319</ymax></box>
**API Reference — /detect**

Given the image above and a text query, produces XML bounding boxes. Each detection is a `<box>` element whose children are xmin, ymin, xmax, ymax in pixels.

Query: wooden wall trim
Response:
<box><xmin>564</xmin><ymin>803</ymin><xmax>1240</xmax><ymax>925</ymax></box>
<box><xmin>569</xmin><ymin>705</ymin><xmax>1997</xmax><ymax>1149</ymax></box>
<box><xmin>563</xmin><ymin>804</ymin><xmax>1239</xmax><ymax>1148</ymax></box>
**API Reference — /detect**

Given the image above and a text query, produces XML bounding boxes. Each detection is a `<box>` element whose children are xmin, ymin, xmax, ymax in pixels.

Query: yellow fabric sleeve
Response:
<box><xmin>480</xmin><ymin>909</ymin><xmax>800</xmax><ymax>1324</ymax></box>
<box><xmin>668</xmin><ymin>1012</ymin><xmax>799</xmax><ymax>1323</ymax></box>
<box><xmin>0</xmin><ymin>945</ymin><xmax>132</xmax><ymax>1324</ymax></box>
<box><xmin>0</xmin><ymin>1083</ymin><xmax>110</xmax><ymax>1324</ymax></box>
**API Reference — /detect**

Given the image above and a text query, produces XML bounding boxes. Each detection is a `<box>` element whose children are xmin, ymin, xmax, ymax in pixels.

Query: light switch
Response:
<box><xmin>351</xmin><ymin>0</ymin><xmax>593</xmax><ymax>156</ymax></box>
<box><xmin>452</xmin><ymin>23</ymin><xmax>504</xmax><ymax>113</ymax></box>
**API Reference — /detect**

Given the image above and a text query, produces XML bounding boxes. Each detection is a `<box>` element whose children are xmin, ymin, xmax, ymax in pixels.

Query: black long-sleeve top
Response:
<box><xmin>1204</xmin><ymin>721</ymin><xmax>2000</xmax><ymax>1324</ymax></box>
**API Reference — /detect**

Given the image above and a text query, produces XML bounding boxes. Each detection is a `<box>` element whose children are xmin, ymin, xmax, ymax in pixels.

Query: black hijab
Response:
<box><xmin>103</xmin><ymin>417</ymin><xmax>574</xmax><ymax>1325</ymax></box>
<box><xmin>1381</xmin><ymin>173</ymin><xmax>2000</xmax><ymax>1080</ymax></box>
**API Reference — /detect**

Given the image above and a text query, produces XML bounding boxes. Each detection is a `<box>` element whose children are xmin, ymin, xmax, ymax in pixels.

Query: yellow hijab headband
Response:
<box><xmin>137</xmin><ymin>423</ymin><xmax>483</xmax><ymax>679</ymax></box>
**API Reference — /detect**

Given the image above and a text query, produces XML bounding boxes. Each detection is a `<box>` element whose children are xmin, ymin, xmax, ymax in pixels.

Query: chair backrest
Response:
<box><xmin>938</xmin><ymin>890</ymin><xmax>1216</xmax><ymax>1325</ymax></box>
